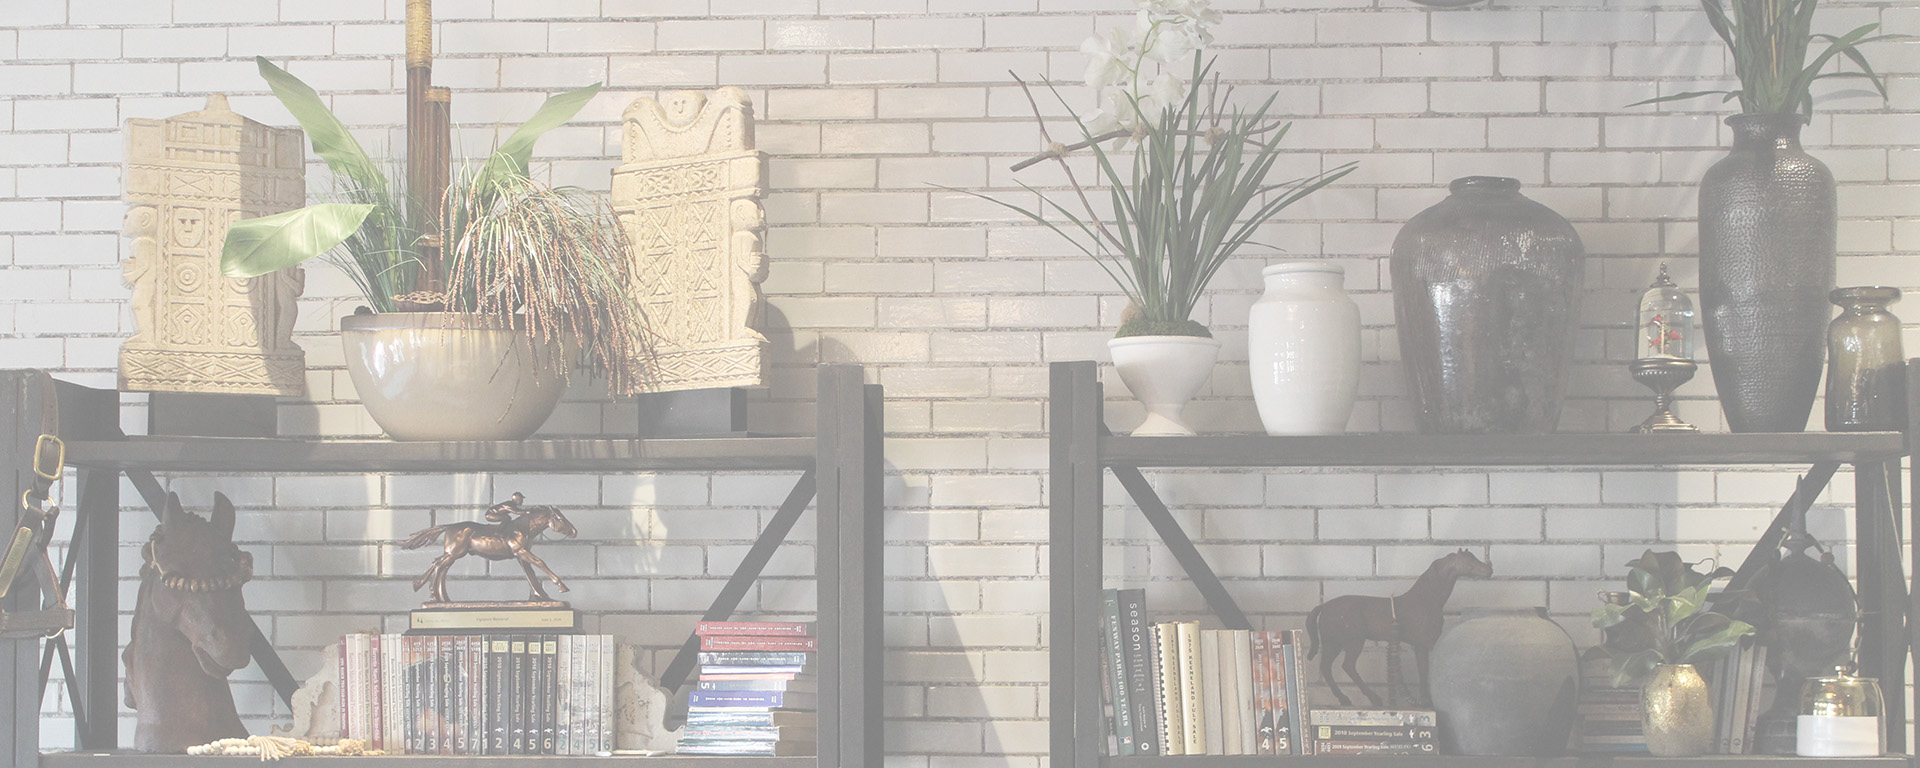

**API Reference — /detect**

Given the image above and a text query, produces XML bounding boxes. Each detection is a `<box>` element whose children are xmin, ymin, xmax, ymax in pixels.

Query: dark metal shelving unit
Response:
<box><xmin>43</xmin><ymin>757</ymin><xmax>820</xmax><ymax>767</ymax></box>
<box><xmin>1048</xmin><ymin>360</ymin><xmax>1916</xmax><ymax>768</ymax></box>
<box><xmin>2</xmin><ymin>365</ymin><xmax>883</xmax><ymax>768</ymax></box>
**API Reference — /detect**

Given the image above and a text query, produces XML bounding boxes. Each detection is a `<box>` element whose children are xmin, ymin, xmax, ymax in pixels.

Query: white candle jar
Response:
<box><xmin>1796</xmin><ymin>671</ymin><xmax>1883</xmax><ymax>757</ymax></box>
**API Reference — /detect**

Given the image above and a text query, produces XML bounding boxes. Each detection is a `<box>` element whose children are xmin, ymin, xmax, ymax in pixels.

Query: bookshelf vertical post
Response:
<box><xmin>815</xmin><ymin>364</ymin><xmax>884</xmax><ymax>768</ymax></box>
<box><xmin>1050</xmin><ymin>360</ymin><xmax>1106</xmax><ymax>768</ymax></box>
<box><xmin>1</xmin><ymin>372</ymin><xmax>50</xmax><ymax>768</ymax></box>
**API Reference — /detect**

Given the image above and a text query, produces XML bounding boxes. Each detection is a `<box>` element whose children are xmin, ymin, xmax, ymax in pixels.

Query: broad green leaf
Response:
<box><xmin>1662</xmin><ymin>592</ymin><xmax>1701</xmax><ymax>627</ymax></box>
<box><xmin>1592</xmin><ymin>603</ymin><xmax>1628</xmax><ymax>629</ymax></box>
<box><xmin>1679</xmin><ymin>619</ymin><xmax>1754</xmax><ymax>664</ymax></box>
<box><xmin>1611</xmin><ymin>649</ymin><xmax>1663</xmax><ymax>687</ymax></box>
<box><xmin>254</xmin><ymin>57</ymin><xmax>387</xmax><ymax>194</ymax></box>
<box><xmin>481</xmin><ymin>83</ymin><xmax>603</xmax><ymax>185</ymax></box>
<box><xmin>222</xmin><ymin>204</ymin><xmax>377</xmax><ymax>278</ymax></box>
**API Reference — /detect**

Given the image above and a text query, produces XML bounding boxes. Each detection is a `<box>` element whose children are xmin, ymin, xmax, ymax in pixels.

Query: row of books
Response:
<box><xmin>1710</xmin><ymin>636</ymin><xmax>1770</xmax><ymax>754</ymax></box>
<box><xmin>678</xmin><ymin>621</ymin><xmax>819</xmax><ymax>757</ymax></box>
<box><xmin>1098</xmin><ymin>589</ymin><xmax>1312</xmax><ymax>756</ymax></box>
<box><xmin>336</xmin><ymin>633</ymin><xmax>613</xmax><ymax>755</ymax></box>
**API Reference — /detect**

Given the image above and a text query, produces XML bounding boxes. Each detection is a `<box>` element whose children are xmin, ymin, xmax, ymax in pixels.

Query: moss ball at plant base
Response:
<box><xmin>1115</xmin><ymin>316</ymin><xmax>1212</xmax><ymax>339</ymax></box>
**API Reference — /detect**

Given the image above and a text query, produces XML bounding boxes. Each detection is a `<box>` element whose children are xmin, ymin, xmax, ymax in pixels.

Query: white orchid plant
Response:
<box><xmin>1080</xmin><ymin>0</ymin><xmax>1222</xmax><ymax>139</ymax></box>
<box><xmin>968</xmin><ymin>0</ymin><xmax>1355</xmax><ymax>339</ymax></box>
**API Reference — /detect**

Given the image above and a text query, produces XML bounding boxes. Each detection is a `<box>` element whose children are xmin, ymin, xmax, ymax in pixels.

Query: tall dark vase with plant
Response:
<box><xmin>1635</xmin><ymin>0</ymin><xmax>1895</xmax><ymax>432</ymax></box>
<box><xmin>960</xmin><ymin>1</ymin><xmax>1354</xmax><ymax>435</ymax></box>
<box><xmin>220</xmin><ymin>58</ymin><xmax>641</xmax><ymax>440</ymax></box>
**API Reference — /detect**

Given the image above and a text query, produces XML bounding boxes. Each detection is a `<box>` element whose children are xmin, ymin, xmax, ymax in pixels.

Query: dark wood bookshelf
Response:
<box><xmin>60</xmin><ymin>435</ymin><xmax>818</xmax><ymax>473</ymax></box>
<box><xmin>1102</xmin><ymin>431</ymin><xmax>1907</xmax><ymax>468</ymax></box>
<box><xmin>1105</xmin><ymin>757</ymin><xmax>1908</xmax><ymax>766</ymax></box>
<box><xmin>1048</xmin><ymin>360</ymin><xmax>1918</xmax><ymax>768</ymax></box>
<box><xmin>2</xmin><ymin>367</ymin><xmax>884</xmax><ymax>768</ymax></box>
<box><xmin>43</xmin><ymin>755</ymin><xmax>820</xmax><ymax>767</ymax></box>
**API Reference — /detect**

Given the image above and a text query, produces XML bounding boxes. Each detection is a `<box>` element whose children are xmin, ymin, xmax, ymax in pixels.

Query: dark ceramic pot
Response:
<box><xmin>1699</xmin><ymin>113</ymin><xmax>1835</xmax><ymax>433</ymax></box>
<box><xmin>1391</xmin><ymin>176</ymin><xmax>1584</xmax><ymax>433</ymax></box>
<box><xmin>1428</xmin><ymin>607</ymin><xmax>1579</xmax><ymax>756</ymax></box>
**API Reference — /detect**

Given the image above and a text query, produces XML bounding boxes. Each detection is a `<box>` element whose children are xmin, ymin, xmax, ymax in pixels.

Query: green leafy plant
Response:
<box><xmin>1634</xmin><ymin>0</ymin><xmax>1897</xmax><ymax>116</ymax></box>
<box><xmin>219</xmin><ymin>57</ymin><xmax>641</xmax><ymax>390</ymax></box>
<box><xmin>1591</xmin><ymin>550</ymin><xmax>1756</xmax><ymax>686</ymax></box>
<box><xmin>220</xmin><ymin>56</ymin><xmax>603</xmax><ymax>312</ymax></box>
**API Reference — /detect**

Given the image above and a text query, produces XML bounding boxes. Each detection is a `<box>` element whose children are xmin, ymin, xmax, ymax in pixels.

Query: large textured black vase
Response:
<box><xmin>1699</xmin><ymin>113</ymin><xmax>1835</xmax><ymax>433</ymax></box>
<box><xmin>1428</xmin><ymin>608</ymin><xmax>1580</xmax><ymax>756</ymax></box>
<box><xmin>1391</xmin><ymin>176</ymin><xmax>1584</xmax><ymax>433</ymax></box>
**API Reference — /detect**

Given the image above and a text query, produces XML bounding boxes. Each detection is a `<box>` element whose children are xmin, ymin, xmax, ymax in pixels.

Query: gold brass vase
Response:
<box><xmin>1643</xmin><ymin>663</ymin><xmax>1714</xmax><ymax>756</ymax></box>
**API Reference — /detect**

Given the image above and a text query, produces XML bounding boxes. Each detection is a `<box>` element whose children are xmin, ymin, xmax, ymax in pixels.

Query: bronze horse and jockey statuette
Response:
<box><xmin>401</xmin><ymin>493</ymin><xmax>579</xmax><ymax>603</ymax></box>
<box><xmin>126</xmin><ymin>492</ymin><xmax>258</xmax><ymax>752</ymax></box>
<box><xmin>1307</xmin><ymin>548</ymin><xmax>1493</xmax><ymax>707</ymax></box>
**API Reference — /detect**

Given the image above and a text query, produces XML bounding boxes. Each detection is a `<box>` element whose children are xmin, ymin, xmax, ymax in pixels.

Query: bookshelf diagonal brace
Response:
<box><xmin>1111</xmin><ymin>464</ymin><xmax>1252</xmax><ymax>632</ymax></box>
<box><xmin>658</xmin><ymin>469</ymin><xmax>818</xmax><ymax>697</ymax></box>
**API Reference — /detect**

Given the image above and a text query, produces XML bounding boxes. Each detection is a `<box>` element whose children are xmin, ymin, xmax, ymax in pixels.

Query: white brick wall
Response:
<box><xmin>3</xmin><ymin>0</ymin><xmax>1916</xmax><ymax>760</ymax></box>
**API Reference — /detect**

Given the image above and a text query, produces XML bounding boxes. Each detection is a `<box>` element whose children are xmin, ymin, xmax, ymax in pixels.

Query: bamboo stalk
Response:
<box><xmin>405</xmin><ymin>0</ymin><xmax>449</xmax><ymax>296</ymax></box>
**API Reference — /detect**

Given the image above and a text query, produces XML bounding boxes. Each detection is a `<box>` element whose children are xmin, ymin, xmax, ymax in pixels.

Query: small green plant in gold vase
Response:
<box><xmin>1592</xmin><ymin>550</ymin><xmax>1756</xmax><ymax>756</ymax></box>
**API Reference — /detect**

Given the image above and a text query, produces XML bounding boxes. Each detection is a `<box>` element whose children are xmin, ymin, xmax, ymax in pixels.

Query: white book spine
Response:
<box><xmin>1235</xmin><ymin>630</ymin><xmax>1256</xmax><ymax>755</ymax></box>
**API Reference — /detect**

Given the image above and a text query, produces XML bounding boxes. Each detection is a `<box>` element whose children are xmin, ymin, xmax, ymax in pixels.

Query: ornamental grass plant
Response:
<box><xmin>1636</xmin><ymin>0</ymin><xmax>1897</xmax><ymax>116</ymax></box>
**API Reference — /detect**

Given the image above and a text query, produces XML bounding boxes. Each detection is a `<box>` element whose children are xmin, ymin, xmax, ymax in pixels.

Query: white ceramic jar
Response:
<box><xmin>1247</xmin><ymin>262</ymin><xmax>1361</xmax><ymax>435</ymax></box>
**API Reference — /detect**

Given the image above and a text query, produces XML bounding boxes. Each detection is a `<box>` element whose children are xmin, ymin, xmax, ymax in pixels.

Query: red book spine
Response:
<box><xmin>699</xmin><ymin>635</ymin><xmax>819</xmax><ymax>651</ymax></box>
<box><xmin>694</xmin><ymin>621</ymin><xmax>813</xmax><ymax>636</ymax></box>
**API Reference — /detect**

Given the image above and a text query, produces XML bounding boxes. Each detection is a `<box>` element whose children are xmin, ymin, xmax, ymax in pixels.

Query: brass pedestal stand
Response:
<box><xmin>1630</xmin><ymin>358</ymin><xmax>1698</xmax><ymax>433</ymax></box>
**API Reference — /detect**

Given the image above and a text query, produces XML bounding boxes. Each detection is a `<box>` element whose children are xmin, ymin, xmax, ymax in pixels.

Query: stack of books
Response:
<box><xmin>1307</xmin><ymin>708</ymin><xmax>1438</xmax><ymax>755</ymax></box>
<box><xmin>1096</xmin><ymin>588</ymin><xmax>1312</xmax><ymax>756</ymax></box>
<box><xmin>678</xmin><ymin>621</ymin><xmax>818</xmax><ymax>756</ymax></box>
<box><xmin>335</xmin><ymin>633</ymin><xmax>614</xmax><ymax>755</ymax></box>
<box><xmin>1574</xmin><ymin>656</ymin><xmax>1648</xmax><ymax>754</ymax></box>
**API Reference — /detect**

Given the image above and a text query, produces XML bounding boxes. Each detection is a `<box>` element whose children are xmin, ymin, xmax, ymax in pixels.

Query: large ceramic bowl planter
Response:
<box><xmin>1109</xmin><ymin>335</ymin><xmax>1220</xmax><ymax>437</ymax></box>
<box><xmin>341</xmin><ymin>312</ymin><xmax>568</xmax><ymax>441</ymax></box>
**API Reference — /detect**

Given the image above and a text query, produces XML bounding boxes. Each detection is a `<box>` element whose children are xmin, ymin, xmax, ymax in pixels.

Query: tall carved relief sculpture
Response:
<box><xmin>612</xmin><ymin>87</ymin><xmax>769</xmax><ymax>393</ymax></box>
<box><xmin>121</xmin><ymin>95</ymin><xmax>307</xmax><ymax>397</ymax></box>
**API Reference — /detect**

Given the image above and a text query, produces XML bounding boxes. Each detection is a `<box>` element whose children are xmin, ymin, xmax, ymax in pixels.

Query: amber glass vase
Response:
<box><xmin>1826</xmin><ymin>286</ymin><xmax>1906</xmax><ymax>432</ymax></box>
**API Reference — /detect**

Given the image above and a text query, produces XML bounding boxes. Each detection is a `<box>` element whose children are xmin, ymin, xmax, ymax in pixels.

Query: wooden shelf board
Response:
<box><xmin>1102</xmin><ymin>432</ymin><xmax>1908</xmax><ymax>468</ymax></box>
<box><xmin>60</xmin><ymin>436</ymin><xmax>818</xmax><ymax>473</ymax></box>
<box><xmin>1105</xmin><ymin>756</ymin><xmax>1909</xmax><ymax>766</ymax></box>
<box><xmin>42</xmin><ymin>753</ymin><xmax>818</xmax><ymax>767</ymax></box>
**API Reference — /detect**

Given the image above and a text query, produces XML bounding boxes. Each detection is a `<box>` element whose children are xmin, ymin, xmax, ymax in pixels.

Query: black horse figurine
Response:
<box><xmin>125</xmin><ymin>492</ymin><xmax>257</xmax><ymax>752</ymax></box>
<box><xmin>400</xmin><ymin>493</ymin><xmax>579</xmax><ymax>603</ymax></box>
<box><xmin>1307</xmin><ymin>548</ymin><xmax>1492</xmax><ymax>707</ymax></box>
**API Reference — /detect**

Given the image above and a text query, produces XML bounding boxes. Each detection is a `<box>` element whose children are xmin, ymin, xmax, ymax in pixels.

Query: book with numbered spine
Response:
<box><xmin>334</xmin><ymin>632</ymin><xmax>611</xmax><ymax>755</ymax></box>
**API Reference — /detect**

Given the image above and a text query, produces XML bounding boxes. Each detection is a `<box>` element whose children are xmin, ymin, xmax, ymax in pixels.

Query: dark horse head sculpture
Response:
<box><xmin>124</xmin><ymin>492</ymin><xmax>256</xmax><ymax>752</ymax></box>
<box><xmin>401</xmin><ymin>493</ymin><xmax>579</xmax><ymax>603</ymax></box>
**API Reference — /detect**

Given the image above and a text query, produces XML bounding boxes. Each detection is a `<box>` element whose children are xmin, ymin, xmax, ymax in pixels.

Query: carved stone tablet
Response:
<box><xmin>121</xmin><ymin>95</ymin><xmax>307</xmax><ymax>396</ymax></box>
<box><xmin>611</xmin><ymin>87</ymin><xmax>768</xmax><ymax>393</ymax></box>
